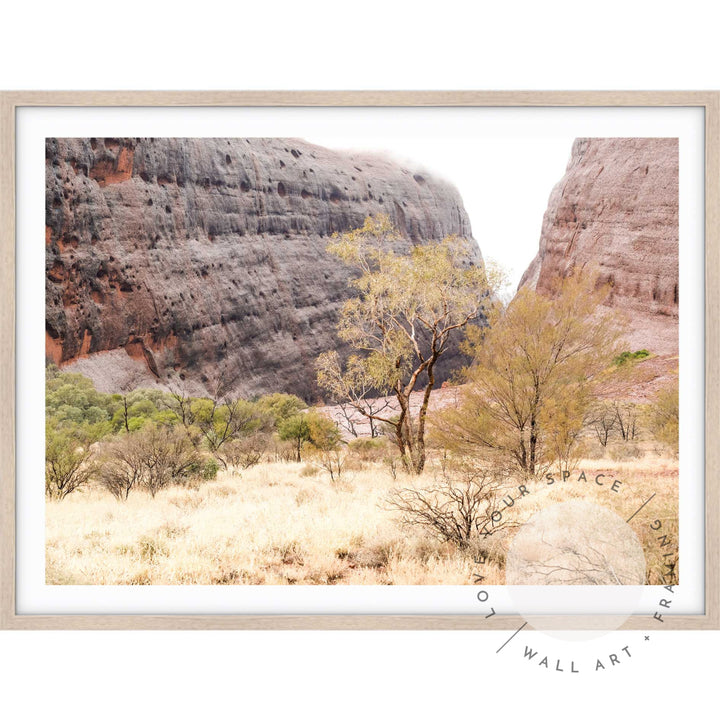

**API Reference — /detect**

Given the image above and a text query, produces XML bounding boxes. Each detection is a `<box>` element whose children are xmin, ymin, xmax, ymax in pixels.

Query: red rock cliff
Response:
<box><xmin>519</xmin><ymin>138</ymin><xmax>678</xmax><ymax>357</ymax></box>
<box><xmin>45</xmin><ymin>138</ymin><xmax>482</xmax><ymax>399</ymax></box>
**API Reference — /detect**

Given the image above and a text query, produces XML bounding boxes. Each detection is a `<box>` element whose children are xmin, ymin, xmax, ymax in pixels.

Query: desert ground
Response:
<box><xmin>46</xmin><ymin>453</ymin><xmax>678</xmax><ymax>586</ymax></box>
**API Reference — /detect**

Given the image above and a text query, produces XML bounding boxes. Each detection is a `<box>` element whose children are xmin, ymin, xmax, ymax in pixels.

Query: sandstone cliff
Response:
<box><xmin>519</xmin><ymin>138</ymin><xmax>678</xmax><ymax>357</ymax></box>
<box><xmin>46</xmin><ymin>138</ymin><xmax>481</xmax><ymax>399</ymax></box>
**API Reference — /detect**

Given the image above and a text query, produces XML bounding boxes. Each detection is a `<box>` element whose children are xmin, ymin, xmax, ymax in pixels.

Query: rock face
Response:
<box><xmin>46</xmin><ymin>138</ymin><xmax>481</xmax><ymax>399</ymax></box>
<box><xmin>519</xmin><ymin>138</ymin><xmax>678</xmax><ymax>356</ymax></box>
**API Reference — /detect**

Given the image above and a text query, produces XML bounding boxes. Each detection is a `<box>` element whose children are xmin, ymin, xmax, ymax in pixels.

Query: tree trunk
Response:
<box><xmin>123</xmin><ymin>397</ymin><xmax>130</xmax><ymax>433</ymax></box>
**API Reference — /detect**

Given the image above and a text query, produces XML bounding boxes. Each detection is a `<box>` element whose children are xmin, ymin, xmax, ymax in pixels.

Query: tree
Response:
<box><xmin>587</xmin><ymin>400</ymin><xmax>617</xmax><ymax>447</ymax></box>
<box><xmin>317</xmin><ymin>214</ymin><xmax>501</xmax><ymax>474</ymax></box>
<box><xmin>305</xmin><ymin>410</ymin><xmax>345</xmax><ymax>482</ymax></box>
<box><xmin>278</xmin><ymin>414</ymin><xmax>311</xmax><ymax>462</ymax></box>
<box><xmin>45</xmin><ymin>424</ymin><xmax>96</xmax><ymax>499</ymax></box>
<box><xmin>255</xmin><ymin>393</ymin><xmax>307</xmax><ymax>426</ymax></box>
<box><xmin>109</xmin><ymin>364</ymin><xmax>148</xmax><ymax>433</ymax></box>
<box><xmin>191</xmin><ymin>384</ymin><xmax>273</xmax><ymax>468</ymax></box>
<box><xmin>162</xmin><ymin>382</ymin><xmax>197</xmax><ymax>430</ymax></box>
<box><xmin>613</xmin><ymin>400</ymin><xmax>640</xmax><ymax>441</ymax></box>
<box><xmin>432</xmin><ymin>271</ymin><xmax>623</xmax><ymax>478</ymax></box>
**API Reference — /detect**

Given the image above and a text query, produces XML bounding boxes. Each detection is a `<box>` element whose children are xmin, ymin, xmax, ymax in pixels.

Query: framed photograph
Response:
<box><xmin>1</xmin><ymin>91</ymin><xmax>717</xmax><ymax>630</ymax></box>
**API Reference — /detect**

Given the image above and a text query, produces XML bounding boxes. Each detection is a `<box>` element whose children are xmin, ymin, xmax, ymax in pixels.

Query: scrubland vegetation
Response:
<box><xmin>46</xmin><ymin>215</ymin><xmax>680</xmax><ymax>586</ymax></box>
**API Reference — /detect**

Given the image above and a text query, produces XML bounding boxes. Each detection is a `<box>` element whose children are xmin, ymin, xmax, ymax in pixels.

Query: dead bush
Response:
<box><xmin>266</xmin><ymin>435</ymin><xmax>298</xmax><ymax>463</ymax></box>
<box><xmin>385</xmin><ymin>467</ymin><xmax>518</xmax><ymax>550</ymax></box>
<box><xmin>99</xmin><ymin>425</ymin><xmax>203</xmax><ymax>499</ymax></box>
<box><xmin>217</xmin><ymin>433</ymin><xmax>269</xmax><ymax>470</ymax></box>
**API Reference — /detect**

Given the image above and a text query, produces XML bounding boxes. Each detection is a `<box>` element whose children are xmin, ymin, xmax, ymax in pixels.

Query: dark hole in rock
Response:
<box><xmin>240</xmin><ymin>181</ymin><xmax>250</xmax><ymax>193</ymax></box>
<box><xmin>277</xmin><ymin>182</ymin><xmax>287</xmax><ymax>197</ymax></box>
<box><xmin>413</xmin><ymin>174</ymin><xmax>426</xmax><ymax>185</ymax></box>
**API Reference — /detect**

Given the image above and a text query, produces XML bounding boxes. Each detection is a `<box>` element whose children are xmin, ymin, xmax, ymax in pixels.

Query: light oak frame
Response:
<box><xmin>0</xmin><ymin>91</ymin><xmax>717</xmax><ymax>629</ymax></box>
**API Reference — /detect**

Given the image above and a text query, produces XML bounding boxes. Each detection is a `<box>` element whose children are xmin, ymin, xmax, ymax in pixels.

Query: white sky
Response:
<box><xmin>307</xmin><ymin>135</ymin><xmax>576</xmax><ymax>291</ymax></box>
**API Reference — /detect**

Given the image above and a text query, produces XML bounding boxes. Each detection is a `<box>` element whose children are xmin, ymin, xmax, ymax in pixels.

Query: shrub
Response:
<box><xmin>99</xmin><ymin>432</ymin><xmax>145</xmax><ymax>500</ymax></box>
<box><xmin>299</xmin><ymin>463</ymin><xmax>320</xmax><ymax>477</ymax></box>
<box><xmin>45</xmin><ymin>425</ymin><xmax>96</xmax><ymax>499</ymax></box>
<box><xmin>613</xmin><ymin>400</ymin><xmax>641</xmax><ymax>441</ymax></box>
<box><xmin>608</xmin><ymin>442</ymin><xmax>644</xmax><ymax>461</ymax></box>
<box><xmin>306</xmin><ymin>446</ymin><xmax>346</xmax><ymax>483</ymax></box>
<box><xmin>646</xmin><ymin>378</ymin><xmax>679</xmax><ymax>455</ymax></box>
<box><xmin>385</xmin><ymin>466</ymin><xmax>517</xmax><ymax>549</ymax></box>
<box><xmin>99</xmin><ymin>424</ymin><xmax>203</xmax><ymax>499</ymax></box>
<box><xmin>304</xmin><ymin>411</ymin><xmax>345</xmax><ymax>482</ymax></box>
<box><xmin>347</xmin><ymin>437</ymin><xmax>392</xmax><ymax>463</ymax></box>
<box><xmin>192</xmin><ymin>397</ymin><xmax>272</xmax><ymax>461</ymax></box>
<box><xmin>201</xmin><ymin>457</ymin><xmax>220</xmax><ymax>481</ymax></box>
<box><xmin>306</xmin><ymin>410</ymin><xmax>341</xmax><ymax>451</ymax></box>
<box><xmin>217</xmin><ymin>433</ymin><xmax>269</xmax><ymax>470</ymax></box>
<box><xmin>266</xmin><ymin>436</ymin><xmax>298</xmax><ymax>463</ymax></box>
<box><xmin>613</xmin><ymin>349</ymin><xmax>650</xmax><ymax>367</ymax></box>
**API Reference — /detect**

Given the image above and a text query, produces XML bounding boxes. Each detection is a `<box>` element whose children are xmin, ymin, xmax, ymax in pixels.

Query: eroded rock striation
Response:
<box><xmin>46</xmin><ymin>138</ymin><xmax>481</xmax><ymax>399</ymax></box>
<box><xmin>519</xmin><ymin>138</ymin><xmax>679</xmax><ymax>357</ymax></box>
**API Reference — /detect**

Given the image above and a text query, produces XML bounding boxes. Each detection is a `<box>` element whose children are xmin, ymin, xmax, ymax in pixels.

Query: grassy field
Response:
<box><xmin>45</xmin><ymin>453</ymin><xmax>678</xmax><ymax>586</ymax></box>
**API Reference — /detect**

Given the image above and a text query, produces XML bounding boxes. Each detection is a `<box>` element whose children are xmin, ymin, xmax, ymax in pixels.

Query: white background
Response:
<box><xmin>1</xmin><ymin>1</ymin><xmax>718</xmax><ymax>718</ymax></box>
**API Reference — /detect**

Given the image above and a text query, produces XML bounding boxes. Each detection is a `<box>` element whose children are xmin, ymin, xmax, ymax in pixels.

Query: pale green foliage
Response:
<box><xmin>305</xmin><ymin>410</ymin><xmax>345</xmax><ymax>483</ymax></box>
<box><xmin>433</xmin><ymin>271</ymin><xmax>624</xmax><ymax>478</ymax></box>
<box><xmin>317</xmin><ymin>214</ymin><xmax>502</xmax><ymax>474</ymax></box>
<box><xmin>306</xmin><ymin>410</ymin><xmax>341</xmax><ymax>451</ymax></box>
<box><xmin>45</xmin><ymin>424</ymin><xmax>97</xmax><ymax>499</ymax></box>
<box><xmin>278</xmin><ymin>410</ymin><xmax>341</xmax><ymax>463</ymax></box>
<box><xmin>255</xmin><ymin>393</ymin><xmax>308</xmax><ymax>426</ymax></box>
<box><xmin>191</xmin><ymin>397</ymin><xmax>273</xmax><ymax>462</ymax></box>
<box><xmin>647</xmin><ymin>378</ymin><xmax>679</xmax><ymax>455</ymax></box>
<box><xmin>278</xmin><ymin>413</ymin><xmax>312</xmax><ymax>461</ymax></box>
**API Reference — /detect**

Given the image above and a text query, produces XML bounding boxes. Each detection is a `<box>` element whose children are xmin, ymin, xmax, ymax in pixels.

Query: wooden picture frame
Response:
<box><xmin>1</xmin><ymin>91</ymin><xmax>717</xmax><ymax>630</ymax></box>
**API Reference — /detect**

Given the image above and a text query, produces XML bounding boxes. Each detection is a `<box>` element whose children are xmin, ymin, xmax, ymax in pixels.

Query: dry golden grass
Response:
<box><xmin>45</xmin><ymin>452</ymin><xmax>678</xmax><ymax>586</ymax></box>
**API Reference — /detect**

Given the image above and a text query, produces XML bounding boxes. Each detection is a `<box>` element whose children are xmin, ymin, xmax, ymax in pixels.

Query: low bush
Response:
<box><xmin>608</xmin><ymin>441</ymin><xmax>644</xmax><ymax>461</ymax></box>
<box><xmin>45</xmin><ymin>425</ymin><xmax>97</xmax><ymax>499</ymax></box>
<box><xmin>613</xmin><ymin>349</ymin><xmax>650</xmax><ymax>367</ymax></box>
<box><xmin>201</xmin><ymin>457</ymin><xmax>219</xmax><ymax>481</ymax></box>
<box><xmin>217</xmin><ymin>433</ymin><xmax>269</xmax><ymax>470</ymax></box>
<box><xmin>99</xmin><ymin>424</ymin><xmax>205</xmax><ymax>499</ymax></box>
<box><xmin>347</xmin><ymin>437</ymin><xmax>393</xmax><ymax>463</ymax></box>
<box><xmin>385</xmin><ymin>467</ymin><xmax>517</xmax><ymax>549</ymax></box>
